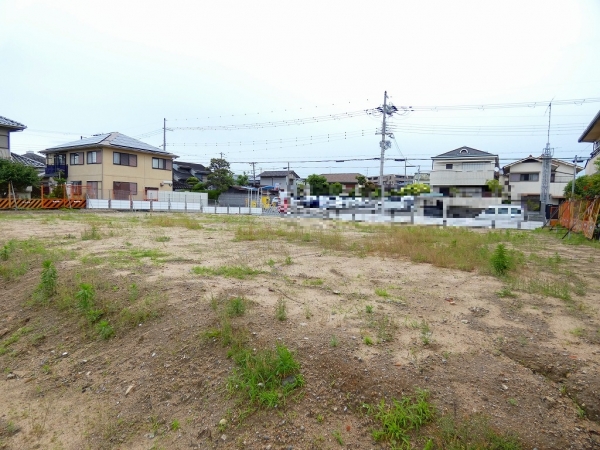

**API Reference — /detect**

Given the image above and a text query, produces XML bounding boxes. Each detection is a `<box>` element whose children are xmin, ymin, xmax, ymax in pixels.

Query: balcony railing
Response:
<box><xmin>44</xmin><ymin>164</ymin><xmax>68</xmax><ymax>178</ymax></box>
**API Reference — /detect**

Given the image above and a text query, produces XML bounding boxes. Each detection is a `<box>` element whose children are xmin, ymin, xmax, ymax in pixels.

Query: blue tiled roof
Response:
<box><xmin>0</xmin><ymin>116</ymin><xmax>26</xmax><ymax>130</ymax></box>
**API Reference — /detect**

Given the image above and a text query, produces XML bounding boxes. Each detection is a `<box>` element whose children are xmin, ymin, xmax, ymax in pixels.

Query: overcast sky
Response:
<box><xmin>2</xmin><ymin>0</ymin><xmax>599</xmax><ymax>177</ymax></box>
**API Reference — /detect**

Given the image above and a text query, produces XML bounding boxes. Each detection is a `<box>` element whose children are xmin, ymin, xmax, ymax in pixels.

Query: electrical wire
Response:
<box><xmin>171</xmin><ymin>109</ymin><xmax>378</xmax><ymax>131</ymax></box>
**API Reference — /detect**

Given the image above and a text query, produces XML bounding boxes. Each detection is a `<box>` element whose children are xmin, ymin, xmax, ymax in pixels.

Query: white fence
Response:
<box><xmin>87</xmin><ymin>199</ymin><xmax>262</xmax><ymax>214</ymax></box>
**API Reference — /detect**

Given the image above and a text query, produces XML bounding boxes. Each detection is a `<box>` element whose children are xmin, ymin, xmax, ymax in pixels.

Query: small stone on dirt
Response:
<box><xmin>502</xmin><ymin>384</ymin><xmax>508</xmax><ymax>390</ymax></box>
<box><xmin>219</xmin><ymin>419</ymin><xmax>227</xmax><ymax>426</ymax></box>
<box><xmin>461</xmin><ymin>320</ymin><xmax>469</xmax><ymax>324</ymax></box>
<box><xmin>125</xmin><ymin>385</ymin><xmax>134</xmax><ymax>396</ymax></box>
<box><xmin>282</xmin><ymin>375</ymin><xmax>296</xmax><ymax>387</ymax></box>
<box><xmin>220</xmin><ymin>434</ymin><xmax>227</xmax><ymax>441</ymax></box>
<box><xmin>6</xmin><ymin>373</ymin><xmax>16</xmax><ymax>379</ymax></box>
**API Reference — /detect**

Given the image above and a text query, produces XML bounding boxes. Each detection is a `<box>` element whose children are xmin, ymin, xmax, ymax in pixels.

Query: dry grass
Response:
<box><xmin>235</xmin><ymin>223</ymin><xmax>527</xmax><ymax>272</ymax></box>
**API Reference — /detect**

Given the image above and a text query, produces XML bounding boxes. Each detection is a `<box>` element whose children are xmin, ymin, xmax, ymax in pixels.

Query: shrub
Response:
<box><xmin>490</xmin><ymin>244</ymin><xmax>510</xmax><ymax>276</ymax></box>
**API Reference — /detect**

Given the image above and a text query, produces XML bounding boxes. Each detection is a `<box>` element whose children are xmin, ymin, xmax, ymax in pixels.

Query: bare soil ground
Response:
<box><xmin>0</xmin><ymin>211</ymin><xmax>599</xmax><ymax>449</ymax></box>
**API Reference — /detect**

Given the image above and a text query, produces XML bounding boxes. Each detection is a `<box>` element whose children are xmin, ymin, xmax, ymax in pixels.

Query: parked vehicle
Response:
<box><xmin>475</xmin><ymin>205</ymin><xmax>524</xmax><ymax>221</ymax></box>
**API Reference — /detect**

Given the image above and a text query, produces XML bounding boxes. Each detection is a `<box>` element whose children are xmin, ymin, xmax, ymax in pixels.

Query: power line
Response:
<box><xmin>170</xmin><ymin>108</ymin><xmax>378</xmax><ymax>131</ymax></box>
<box><xmin>400</xmin><ymin>97</ymin><xmax>600</xmax><ymax>112</ymax></box>
<box><xmin>166</xmin><ymin>129</ymin><xmax>377</xmax><ymax>147</ymax></box>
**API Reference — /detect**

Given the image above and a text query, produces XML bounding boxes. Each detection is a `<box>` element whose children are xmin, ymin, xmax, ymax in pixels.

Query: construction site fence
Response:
<box><xmin>558</xmin><ymin>198</ymin><xmax>600</xmax><ymax>239</ymax></box>
<box><xmin>0</xmin><ymin>197</ymin><xmax>86</xmax><ymax>210</ymax></box>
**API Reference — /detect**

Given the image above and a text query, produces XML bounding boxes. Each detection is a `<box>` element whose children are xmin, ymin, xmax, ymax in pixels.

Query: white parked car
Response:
<box><xmin>475</xmin><ymin>205</ymin><xmax>524</xmax><ymax>221</ymax></box>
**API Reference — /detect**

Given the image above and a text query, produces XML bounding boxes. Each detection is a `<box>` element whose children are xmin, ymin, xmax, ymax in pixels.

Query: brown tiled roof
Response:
<box><xmin>320</xmin><ymin>173</ymin><xmax>363</xmax><ymax>184</ymax></box>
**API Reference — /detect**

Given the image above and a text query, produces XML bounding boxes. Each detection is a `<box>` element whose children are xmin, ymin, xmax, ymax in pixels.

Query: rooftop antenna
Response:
<box><xmin>540</xmin><ymin>101</ymin><xmax>554</xmax><ymax>219</ymax></box>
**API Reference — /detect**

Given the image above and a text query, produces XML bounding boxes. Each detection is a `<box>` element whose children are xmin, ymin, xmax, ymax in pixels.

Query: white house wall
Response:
<box><xmin>430</xmin><ymin>159</ymin><xmax>496</xmax><ymax>187</ymax></box>
<box><xmin>503</xmin><ymin>160</ymin><xmax>576</xmax><ymax>203</ymax></box>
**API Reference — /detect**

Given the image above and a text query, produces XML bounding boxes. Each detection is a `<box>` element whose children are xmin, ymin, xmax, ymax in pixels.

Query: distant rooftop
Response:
<box><xmin>259</xmin><ymin>170</ymin><xmax>301</xmax><ymax>178</ymax></box>
<box><xmin>320</xmin><ymin>173</ymin><xmax>363</xmax><ymax>184</ymax></box>
<box><xmin>11</xmin><ymin>153</ymin><xmax>44</xmax><ymax>168</ymax></box>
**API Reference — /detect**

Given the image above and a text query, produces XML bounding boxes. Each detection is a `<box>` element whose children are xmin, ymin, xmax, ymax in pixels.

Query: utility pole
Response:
<box><xmin>286</xmin><ymin>162</ymin><xmax>290</xmax><ymax>193</ymax></box>
<box><xmin>379</xmin><ymin>91</ymin><xmax>388</xmax><ymax>214</ymax></box>
<box><xmin>250</xmin><ymin>162</ymin><xmax>256</xmax><ymax>186</ymax></box>
<box><xmin>540</xmin><ymin>103</ymin><xmax>553</xmax><ymax>219</ymax></box>
<box><xmin>163</xmin><ymin>118</ymin><xmax>166</xmax><ymax>150</ymax></box>
<box><xmin>568</xmin><ymin>155</ymin><xmax>586</xmax><ymax>237</ymax></box>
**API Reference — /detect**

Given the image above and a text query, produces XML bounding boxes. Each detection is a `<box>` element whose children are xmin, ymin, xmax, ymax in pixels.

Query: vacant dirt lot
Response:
<box><xmin>0</xmin><ymin>211</ymin><xmax>599</xmax><ymax>449</ymax></box>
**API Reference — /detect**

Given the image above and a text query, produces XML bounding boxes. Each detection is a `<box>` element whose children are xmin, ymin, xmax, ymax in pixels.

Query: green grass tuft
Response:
<box><xmin>191</xmin><ymin>265</ymin><xmax>263</xmax><ymax>279</ymax></box>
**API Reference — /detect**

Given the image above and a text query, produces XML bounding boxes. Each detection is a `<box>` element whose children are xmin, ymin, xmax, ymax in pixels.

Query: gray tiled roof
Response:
<box><xmin>44</xmin><ymin>132</ymin><xmax>175</xmax><ymax>156</ymax></box>
<box><xmin>21</xmin><ymin>152</ymin><xmax>46</xmax><ymax>164</ymax></box>
<box><xmin>433</xmin><ymin>146</ymin><xmax>497</xmax><ymax>159</ymax></box>
<box><xmin>11</xmin><ymin>153</ymin><xmax>45</xmax><ymax>168</ymax></box>
<box><xmin>259</xmin><ymin>170</ymin><xmax>300</xmax><ymax>178</ymax></box>
<box><xmin>47</xmin><ymin>133</ymin><xmax>111</xmax><ymax>149</ymax></box>
<box><xmin>0</xmin><ymin>116</ymin><xmax>26</xmax><ymax>130</ymax></box>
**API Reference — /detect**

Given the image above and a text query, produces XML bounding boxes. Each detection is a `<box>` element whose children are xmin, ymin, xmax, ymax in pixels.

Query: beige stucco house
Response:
<box><xmin>430</xmin><ymin>146</ymin><xmax>499</xmax><ymax>197</ymax></box>
<box><xmin>501</xmin><ymin>156</ymin><xmax>582</xmax><ymax>208</ymax></box>
<box><xmin>579</xmin><ymin>110</ymin><xmax>600</xmax><ymax>175</ymax></box>
<box><xmin>40</xmin><ymin>132</ymin><xmax>178</xmax><ymax>200</ymax></box>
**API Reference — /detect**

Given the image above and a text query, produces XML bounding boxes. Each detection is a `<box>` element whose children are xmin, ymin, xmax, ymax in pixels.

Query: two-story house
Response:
<box><xmin>579</xmin><ymin>110</ymin><xmax>600</xmax><ymax>175</ymax></box>
<box><xmin>501</xmin><ymin>156</ymin><xmax>582</xmax><ymax>209</ymax></box>
<box><xmin>40</xmin><ymin>132</ymin><xmax>178</xmax><ymax>200</ymax></box>
<box><xmin>430</xmin><ymin>146</ymin><xmax>499</xmax><ymax>197</ymax></box>
<box><xmin>258</xmin><ymin>170</ymin><xmax>301</xmax><ymax>190</ymax></box>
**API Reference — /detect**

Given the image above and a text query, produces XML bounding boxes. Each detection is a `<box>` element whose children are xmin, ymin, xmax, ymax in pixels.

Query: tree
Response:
<box><xmin>191</xmin><ymin>181</ymin><xmax>208</xmax><ymax>191</ymax></box>
<box><xmin>564</xmin><ymin>161</ymin><xmax>600</xmax><ymax>200</ymax></box>
<box><xmin>206</xmin><ymin>158</ymin><xmax>234</xmax><ymax>192</ymax></box>
<box><xmin>186</xmin><ymin>176</ymin><xmax>199</xmax><ymax>186</ymax></box>
<box><xmin>306</xmin><ymin>174</ymin><xmax>329</xmax><ymax>196</ymax></box>
<box><xmin>329</xmin><ymin>182</ymin><xmax>343</xmax><ymax>195</ymax></box>
<box><xmin>399</xmin><ymin>183</ymin><xmax>430</xmax><ymax>196</ymax></box>
<box><xmin>236</xmin><ymin>172</ymin><xmax>249</xmax><ymax>186</ymax></box>
<box><xmin>356</xmin><ymin>175</ymin><xmax>367</xmax><ymax>186</ymax></box>
<box><xmin>0</xmin><ymin>159</ymin><xmax>40</xmax><ymax>197</ymax></box>
<box><xmin>486</xmin><ymin>179</ymin><xmax>502</xmax><ymax>197</ymax></box>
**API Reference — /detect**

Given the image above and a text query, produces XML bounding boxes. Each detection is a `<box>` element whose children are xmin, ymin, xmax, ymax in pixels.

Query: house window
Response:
<box><xmin>446</xmin><ymin>164</ymin><xmax>453</xmax><ymax>169</ymax></box>
<box><xmin>519</xmin><ymin>173</ymin><xmax>539</xmax><ymax>181</ymax></box>
<box><xmin>87</xmin><ymin>181</ymin><xmax>101</xmax><ymax>199</ymax></box>
<box><xmin>87</xmin><ymin>151</ymin><xmax>102</xmax><ymax>164</ymax></box>
<box><xmin>70</xmin><ymin>152</ymin><xmax>84</xmax><ymax>165</ymax></box>
<box><xmin>113</xmin><ymin>152</ymin><xmax>137</xmax><ymax>167</ymax></box>
<box><xmin>70</xmin><ymin>181</ymin><xmax>82</xmax><ymax>195</ymax></box>
<box><xmin>113</xmin><ymin>181</ymin><xmax>138</xmax><ymax>200</ymax></box>
<box><xmin>152</xmin><ymin>157</ymin><xmax>172</xmax><ymax>170</ymax></box>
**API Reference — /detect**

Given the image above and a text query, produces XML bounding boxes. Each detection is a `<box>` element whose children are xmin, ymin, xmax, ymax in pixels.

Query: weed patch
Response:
<box><xmin>434</xmin><ymin>413</ymin><xmax>522</xmax><ymax>449</ymax></box>
<box><xmin>275</xmin><ymin>299</ymin><xmax>287</xmax><ymax>321</ymax></box>
<box><xmin>81</xmin><ymin>226</ymin><xmax>102</xmax><ymax>241</ymax></box>
<box><xmin>227</xmin><ymin>343</ymin><xmax>304</xmax><ymax>408</ymax></box>
<box><xmin>366</xmin><ymin>389</ymin><xmax>435</xmax><ymax>448</ymax></box>
<box><xmin>191</xmin><ymin>265</ymin><xmax>263</xmax><ymax>279</ymax></box>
